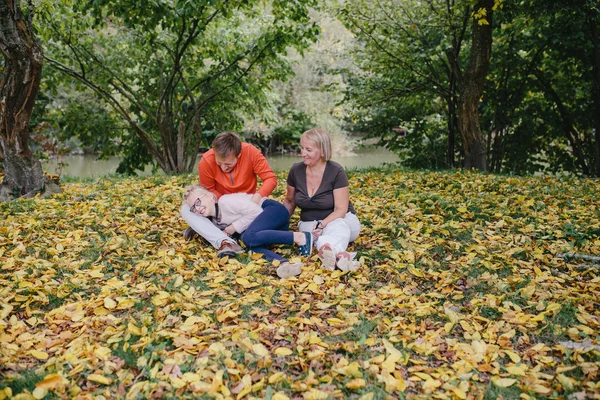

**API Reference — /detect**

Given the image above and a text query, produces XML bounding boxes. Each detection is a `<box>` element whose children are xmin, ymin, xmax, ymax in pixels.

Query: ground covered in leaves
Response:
<box><xmin>1</xmin><ymin>167</ymin><xmax>599</xmax><ymax>399</ymax></box>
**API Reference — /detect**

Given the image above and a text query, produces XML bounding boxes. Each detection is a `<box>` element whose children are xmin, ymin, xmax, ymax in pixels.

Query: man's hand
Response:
<box><xmin>250</xmin><ymin>193</ymin><xmax>262</xmax><ymax>204</ymax></box>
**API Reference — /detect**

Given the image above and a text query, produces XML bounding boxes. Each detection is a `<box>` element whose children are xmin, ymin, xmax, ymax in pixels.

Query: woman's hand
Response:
<box><xmin>312</xmin><ymin>221</ymin><xmax>324</xmax><ymax>239</ymax></box>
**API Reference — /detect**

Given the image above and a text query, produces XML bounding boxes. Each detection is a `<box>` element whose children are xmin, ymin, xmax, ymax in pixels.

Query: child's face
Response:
<box><xmin>187</xmin><ymin>190</ymin><xmax>216</xmax><ymax>217</ymax></box>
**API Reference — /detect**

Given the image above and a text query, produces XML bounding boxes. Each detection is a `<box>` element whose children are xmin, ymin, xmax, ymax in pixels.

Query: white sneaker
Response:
<box><xmin>276</xmin><ymin>262</ymin><xmax>303</xmax><ymax>279</ymax></box>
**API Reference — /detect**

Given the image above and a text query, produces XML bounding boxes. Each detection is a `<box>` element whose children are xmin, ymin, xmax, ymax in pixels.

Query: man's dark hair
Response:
<box><xmin>212</xmin><ymin>132</ymin><xmax>242</xmax><ymax>158</ymax></box>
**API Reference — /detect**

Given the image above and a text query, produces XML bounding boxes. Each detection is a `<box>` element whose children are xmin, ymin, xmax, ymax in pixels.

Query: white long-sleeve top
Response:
<box><xmin>216</xmin><ymin>193</ymin><xmax>265</xmax><ymax>233</ymax></box>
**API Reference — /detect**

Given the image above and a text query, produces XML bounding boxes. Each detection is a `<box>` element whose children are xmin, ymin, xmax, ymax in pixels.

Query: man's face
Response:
<box><xmin>215</xmin><ymin>153</ymin><xmax>239</xmax><ymax>173</ymax></box>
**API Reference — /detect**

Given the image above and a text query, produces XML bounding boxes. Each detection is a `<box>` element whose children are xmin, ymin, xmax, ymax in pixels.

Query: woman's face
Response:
<box><xmin>187</xmin><ymin>190</ymin><xmax>216</xmax><ymax>217</ymax></box>
<box><xmin>300</xmin><ymin>137</ymin><xmax>323</xmax><ymax>167</ymax></box>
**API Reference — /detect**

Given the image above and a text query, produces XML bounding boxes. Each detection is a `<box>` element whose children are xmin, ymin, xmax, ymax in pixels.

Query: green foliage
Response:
<box><xmin>337</xmin><ymin>0</ymin><xmax>600</xmax><ymax>176</ymax></box>
<box><xmin>37</xmin><ymin>0</ymin><xmax>319</xmax><ymax>174</ymax></box>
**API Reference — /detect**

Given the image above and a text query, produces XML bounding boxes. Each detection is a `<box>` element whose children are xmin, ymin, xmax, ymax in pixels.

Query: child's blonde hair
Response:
<box><xmin>182</xmin><ymin>185</ymin><xmax>216</xmax><ymax>206</ymax></box>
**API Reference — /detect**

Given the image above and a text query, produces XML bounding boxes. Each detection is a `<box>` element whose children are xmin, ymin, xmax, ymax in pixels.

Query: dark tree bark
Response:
<box><xmin>446</xmin><ymin>76</ymin><xmax>457</xmax><ymax>168</ymax></box>
<box><xmin>0</xmin><ymin>0</ymin><xmax>45</xmax><ymax>195</ymax></box>
<box><xmin>456</xmin><ymin>0</ymin><xmax>493</xmax><ymax>171</ymax></box>
<box><xmin>588</xmin><ymin>9</ymin><xmax>600</xmax><ymax>177</ymax></box>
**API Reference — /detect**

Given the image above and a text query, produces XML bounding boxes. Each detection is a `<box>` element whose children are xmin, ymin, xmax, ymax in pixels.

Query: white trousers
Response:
<box><xmin>180</xmin><ymin>204</ymin><xmax>231</xmax><ymax>249</ymax></box>
<box><xmin>298</xmin><ymin>212</ymin><xmax>361</xmax><ymax>255</ymax></box>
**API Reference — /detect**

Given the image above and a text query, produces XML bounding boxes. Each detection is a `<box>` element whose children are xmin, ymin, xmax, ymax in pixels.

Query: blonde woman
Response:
<box><xmin>283</xmin><ymin>128</ymin><xmax>361</xmax><ymax>272</ymax></box>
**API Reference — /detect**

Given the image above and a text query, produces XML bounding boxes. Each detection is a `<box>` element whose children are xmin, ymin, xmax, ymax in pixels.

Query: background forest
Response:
<box><xmin>1</xmin><ymin>0</ymin><xmax>599</xmax><ymax>189</ymax></box>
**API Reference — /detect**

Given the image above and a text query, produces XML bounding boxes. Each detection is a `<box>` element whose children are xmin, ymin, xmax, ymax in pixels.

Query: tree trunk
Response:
<box><xmin>457</xmin><ymin>0</ymin><xmax>493</xmax><ymax>171</ymax></box>
<box><xmin>588</xmin><ymin>9</ymin><xmax>600</xmax><ymax>177</ymax></box>
<box><xmin>0</xmin><ymin>0</ymin><xmax>45</xmax><ymax>194</ymax></box>
<box><xmin>446</xmin><ymin>76</ymin><xmax>457</xmax><ymax>168</ymax></box>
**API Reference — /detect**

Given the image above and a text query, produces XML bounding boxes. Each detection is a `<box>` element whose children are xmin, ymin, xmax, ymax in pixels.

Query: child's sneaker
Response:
<box><xmin>298</xmin><ymin>232</ymin><xmax>313</xmax><ymax>256</ymax></box>
<box><xmin>277</xmin><ymin>262</ymin><xmax>303</xmax><ymax>279</ymax></box>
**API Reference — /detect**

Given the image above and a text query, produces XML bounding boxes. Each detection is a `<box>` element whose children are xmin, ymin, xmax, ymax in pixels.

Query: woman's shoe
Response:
<box><xmin>318</xmin><ymin>245</ymin><xmax>336</xmax><ymax>271</ymax></box>
<box><xmin>337</xmin><ymin>257</ymin><xmax>360</xmax><ymax>272</ymax></box>
<box><xmin>298</xmin><ymin>232</ymin><xmax>313</xmax><ymax>256</ymax></box>
<box><xmin>277</xmin><ymin>262</ymin><xmax>303</xmax><ymax>279</ymax></box>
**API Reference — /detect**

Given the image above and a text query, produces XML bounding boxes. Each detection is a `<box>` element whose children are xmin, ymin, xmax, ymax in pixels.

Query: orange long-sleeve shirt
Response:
<box><xmin>198</xmin><ymin>142</ymin><xmax>277</xmax><ymax>199</ymax></box>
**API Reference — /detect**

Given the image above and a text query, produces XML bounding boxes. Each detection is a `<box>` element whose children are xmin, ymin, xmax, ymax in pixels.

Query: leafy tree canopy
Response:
<box><xmin>38</xmin><ymin>0</ymin><xmax>319</xmax><ymax>174</ymax></box>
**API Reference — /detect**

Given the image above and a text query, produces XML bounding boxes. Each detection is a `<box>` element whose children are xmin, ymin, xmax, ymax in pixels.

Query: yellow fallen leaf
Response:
<box><xmin>503</xmin><ymin>350</ymin><xmax>521</xmax><ymax>363</ymax></box>
<box><xmin>32</xmin><ymin>387</ymin><xmax>48</xmax><ymax>399</ymax></box>
<box><xmin>557</xmin><ymin>374</ymin><xmax>574</xmax><ymax>391</ymax></box>
<box><xmin>274</xmin><ymin>347</ymin><xmax>293</xmax><ymax>356</ymax></box>
<box><xmin>346</xmin><ymin>378</ymin><xmax>366</xmax><ymax>389</ymax></box>
<box><xmin>253</xmin><ymin>343</ymin><xmax>270</xmax><ymax>358</ymax></box>
<box><xmin>450</xmin><ymin>386</ymin><xmax>467</xmax><ymax>399</ymax></box>
<box><xmin>423</xmin><ymin>378</ymin><xmax>442</xmax><ymax>391</ymax></box>
<box><xmin>152</xmin><ymin>291</ymin><xmax>170</xmax><ymax>306</ymax></box>
<box><xmin>272</xmin><ymin>393</ymin><xmax>290</xmax><ymax>400</ymax></box>
<box><xmin>236</xmin><ymin>374</ymin><xmax>252</xmax><ymax>399</ymax></box>
<box><xmin>506</xmin><ymin>364</ymin><xmax>527</xmax><ymax>376</ymax></box>
<box><xmin>492</xmin><ymin>377</ymin><xmax>516</xmax><ymax>388</ymax></box>
<box><xmin>87</xmin><ymin>374</ymin><xmax>112</xmax><ymax>385</ymax></box>
<box><xmin>359</xmin><ymin>394</ymin><xmax>374</xmax><ymax>400</ymax></box>
<box><xmin>532</xmin><ymin>384</ymin><xmax>552</xmax><ymax>395</ymax></box>
<box><xmin>103</xmin><ymin>297</ymin><xmax>116</xmax><ymax>309</ymax></box>
<box><xmin>303</xmin><ymin>389</ymin><xmax>330</xmax><ymax>400</ymax></box>
<box><xmin>36</xmin><ymin>374</ymin><xmax>65</xmax><ymax>390</ymax></box>
<box><xmin>346</xmin><ymin>362</ymin><xmax>362</xmax><ymax>378</ymax></box>
<box><xmin>268</xmin><ymin>372</ymin><xmax>285</xmax><ymax>384</ymax></box>
<box><xmin>408</xmin><ymin>265</ymin><xmax>424</xmax><ymax>277</ymax></box>
<box><xmin>236</xmin><ymin>278</ymin><xmax>251</xmax><ymax>287</ymax></box>
<box><xmin>445</xmin><ymin>307</ymin><xmax>461</xmax><ymax>323</ymax></box>
<box><xmin>30</xmin><ymin>350</ymin><xmax>49</xmax><ymax>360</ymax></box>
<box><xmin>128</xmin><ymin>321</ymin><xmax>142</xmax><ymax>336</ymax></box>
<box><xmin>116</xmin><ymin>297</ymin><xmax>135</xmax><ymax>309</ymax></box>
<box><xmin>216</xmin><ymin>309</ymin><xmax>237</xmax><ymax>322</ymax></box>
<box><xmin>326</xmin><ymin>318</ymin><xmax>345</xmax><ymax>326</ymax></box>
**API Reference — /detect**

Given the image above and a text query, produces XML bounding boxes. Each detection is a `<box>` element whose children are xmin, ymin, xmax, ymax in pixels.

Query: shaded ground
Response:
<box><xmin>1</xmin><ymin>167</ymin><xmax>599</xmax><ymax>399</ymax></box>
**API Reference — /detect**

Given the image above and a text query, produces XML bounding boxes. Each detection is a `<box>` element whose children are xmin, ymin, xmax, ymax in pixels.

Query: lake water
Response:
<box><xmin>43</xmin><ymin>146</ymin><xmax>400</xmax><ymax>178</ymax></box>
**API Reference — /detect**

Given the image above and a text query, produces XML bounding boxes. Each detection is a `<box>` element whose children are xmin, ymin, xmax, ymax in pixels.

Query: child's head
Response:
<box><xmin>183</xmin><ymin>185</ymin><xmax>217</xmax><ymax>217</ymax></box>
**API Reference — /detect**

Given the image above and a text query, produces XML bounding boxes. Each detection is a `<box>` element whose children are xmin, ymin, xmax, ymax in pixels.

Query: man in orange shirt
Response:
<box><xmin>181</xmin><ymin>132</ymin><xmax>278</xmax><ymax>257</ymax></box>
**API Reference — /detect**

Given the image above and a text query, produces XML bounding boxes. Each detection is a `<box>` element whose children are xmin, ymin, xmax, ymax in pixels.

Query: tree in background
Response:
<box><xmin>338</xmin><ymin>0</ymin><xmax>497</xmax><ymax>171</ymax></box>
<box><xmin>339</xmin><ymin>0</ymin><xmax>598</xmax><ymax>176</ymax></box>
<box><xmin>483</xmin><ymin>0</ymin><xmax>599</xmax><ymax>176</ymax></box>
<box><xmin>0</xmin><ymin>0</ymin><xmax>45</xmax><ymax>197</ymax></box>
<box><xmin>452</xmin><ymin>0</ymin><xmax>494</xmax><ymax>170</ymax></box>
<box><xmin>243</xmin><ymin>11</ymin><xmax>356</xmax><ymax>156</ymax></box>
<box><xmin>39</xmin><ymin>0</ymin><xmax>319</xmax><ymax>174</ymax></box>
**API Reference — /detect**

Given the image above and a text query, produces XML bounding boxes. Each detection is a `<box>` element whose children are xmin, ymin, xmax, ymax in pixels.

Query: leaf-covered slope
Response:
<box><xmin>1</xmin><ymin>168</ymin><xmax>599</xmax><ymax>399</ymax></box>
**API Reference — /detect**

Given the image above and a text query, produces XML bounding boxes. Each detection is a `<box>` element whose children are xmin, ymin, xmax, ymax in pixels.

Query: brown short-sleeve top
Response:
<box><xmin>287</xmin><ymin>161</ymin><xmax>356</xmax><ymax>221</ymax></box>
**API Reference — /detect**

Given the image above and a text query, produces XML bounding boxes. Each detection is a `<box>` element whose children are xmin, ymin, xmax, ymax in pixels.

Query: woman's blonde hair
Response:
<box><xmin>182</xmin><ymin>185</ymin><xmax>216</xmax><ymax>206</ymax></box>
<box><xmin>301</xmin><ymin>128</ymin><xmax>332</xmax><ymax>161</ymax></box>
